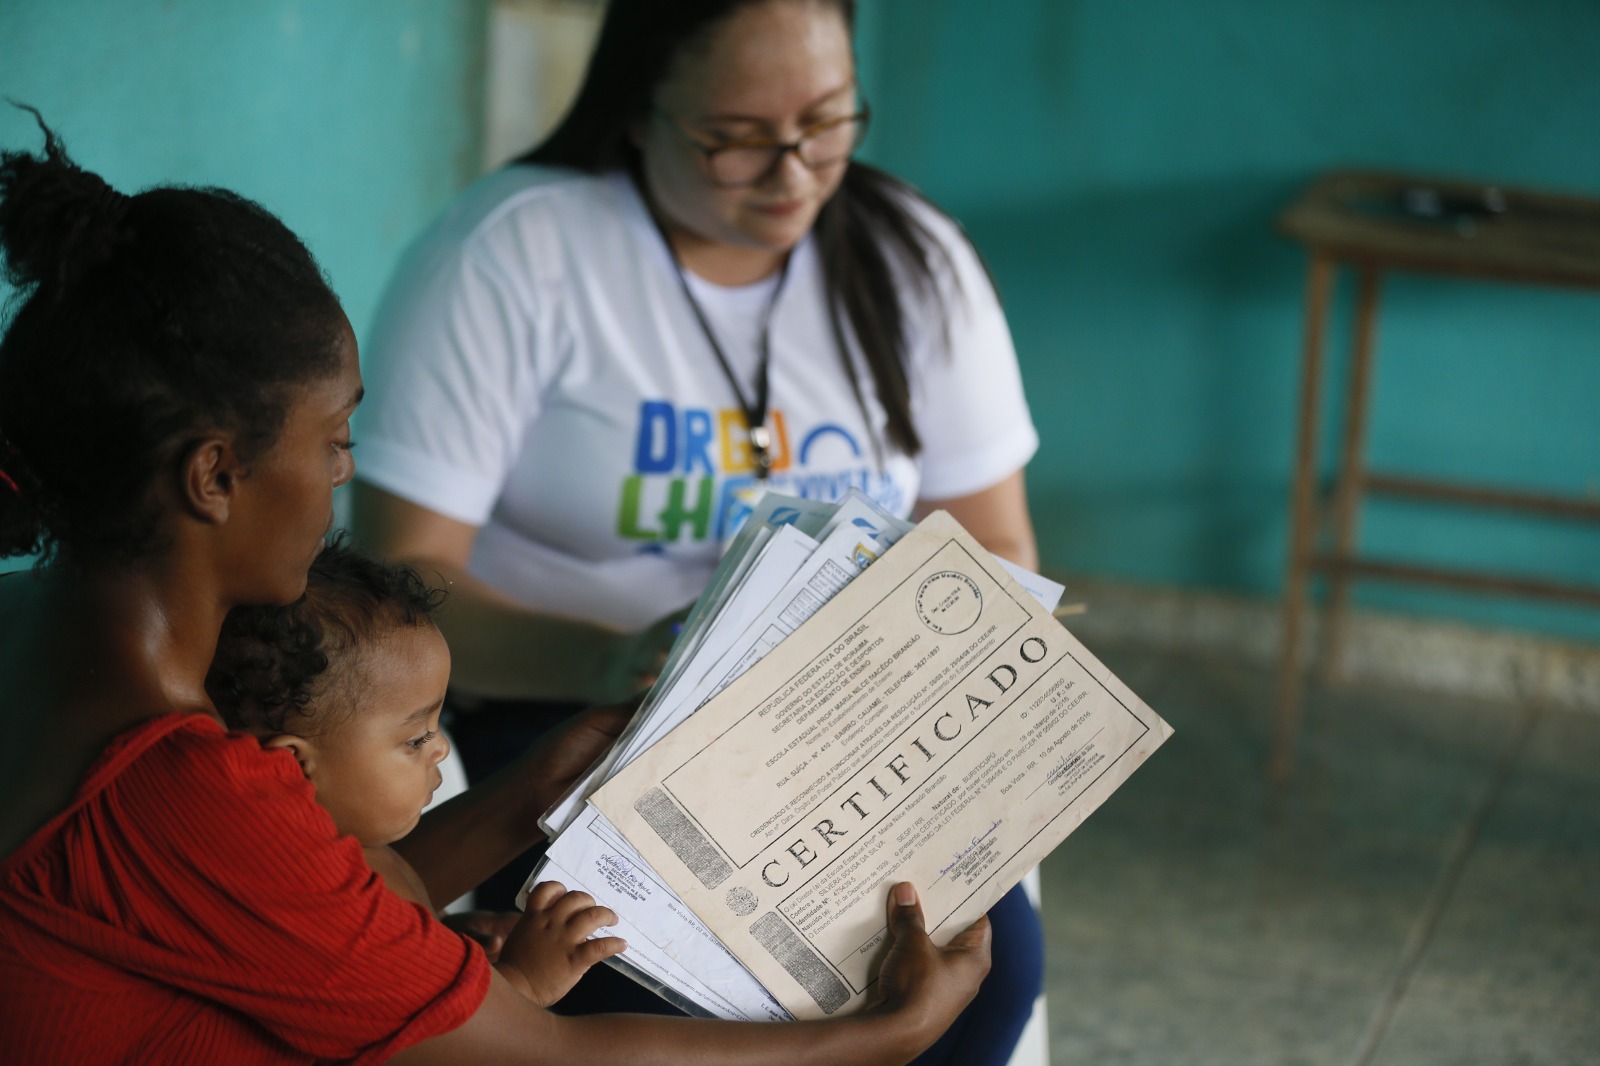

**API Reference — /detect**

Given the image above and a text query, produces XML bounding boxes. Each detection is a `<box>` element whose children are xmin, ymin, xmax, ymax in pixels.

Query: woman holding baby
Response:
<box><xmin>0</xmin><ymin>118</ymin><xmax>987</xmax><ymax>1062</ymax></box>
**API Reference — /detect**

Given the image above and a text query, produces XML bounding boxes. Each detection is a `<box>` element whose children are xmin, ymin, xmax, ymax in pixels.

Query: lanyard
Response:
<box><xmin>655</xmin><ymin>221</ymin><xmax>793</xmax><ymax>481</ymax></box>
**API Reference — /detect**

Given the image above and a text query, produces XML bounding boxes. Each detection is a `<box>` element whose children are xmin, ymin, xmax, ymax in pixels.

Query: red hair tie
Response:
<box><xmin>0</xmin><ymin>444</ymin><xmax>21</xmax><ymax>497</ymax></box>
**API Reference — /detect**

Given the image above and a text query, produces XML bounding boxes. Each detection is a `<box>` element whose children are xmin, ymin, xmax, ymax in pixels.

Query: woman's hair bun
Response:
<box><xmin>0</xmin><ymin>103</ymin><xmax>133</xmax><ymax>293</ymax></box>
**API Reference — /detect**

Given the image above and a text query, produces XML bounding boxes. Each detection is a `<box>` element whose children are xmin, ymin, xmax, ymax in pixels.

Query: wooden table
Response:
<box><xmin>1271</xmin><ymin>170</ymin><xmax>1600</xmax><ymax>781</ymax></box>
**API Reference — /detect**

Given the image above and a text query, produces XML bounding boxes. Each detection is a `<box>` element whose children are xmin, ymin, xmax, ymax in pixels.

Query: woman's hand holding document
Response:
<box><xmin>530</xmin><ymin>494</ymin><xmax>1173</xmax><ymax>1020</ymax></box>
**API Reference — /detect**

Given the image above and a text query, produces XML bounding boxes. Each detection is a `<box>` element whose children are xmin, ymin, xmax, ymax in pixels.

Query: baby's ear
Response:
<box><xmin>262</xmin><ymin>734</ymin><xmax>317</xmax><ymax>780</ymax></box>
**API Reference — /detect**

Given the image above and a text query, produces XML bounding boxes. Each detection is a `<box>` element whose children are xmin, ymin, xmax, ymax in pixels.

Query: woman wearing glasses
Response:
<box><xmin>355</xmin><ymin>2</ymin><xmax>1042</xmax><ymax>1060</ymax></box>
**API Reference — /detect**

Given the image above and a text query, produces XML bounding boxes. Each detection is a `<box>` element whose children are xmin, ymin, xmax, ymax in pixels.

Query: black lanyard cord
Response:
<box><xmin>652</xmin><ymin>217</ymin><xmax>793</xmax><ymax>481</ymax></box>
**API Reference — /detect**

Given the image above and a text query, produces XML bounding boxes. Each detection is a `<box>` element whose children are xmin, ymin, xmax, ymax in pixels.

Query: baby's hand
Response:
<box><xmin>496</xmin><ymin>881</ymin><xmax>626</xmax><ymax>1007</ymax></box>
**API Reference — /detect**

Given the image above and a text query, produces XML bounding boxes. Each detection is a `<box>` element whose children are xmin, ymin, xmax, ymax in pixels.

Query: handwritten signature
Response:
<box><xmin>936</xmin><ymin>820</ymin><xmax>1003</xmax><ymax>882</ymax></box>
<box><xmin>1045</xmin><ymin>750</ymin><xmax>1083</xmax><ymax>786</ymax></box>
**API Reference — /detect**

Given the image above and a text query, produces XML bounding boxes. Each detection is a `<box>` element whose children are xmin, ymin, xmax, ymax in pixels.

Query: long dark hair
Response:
<box><xmin>0</xmin><ymin>109</ymin><xmax>345</xmax><ymax>565</ymax></box>
<box><xmin>519</xmin><ymin>0</ymin><xmax>960</xmax><ymax>458</ymax></box>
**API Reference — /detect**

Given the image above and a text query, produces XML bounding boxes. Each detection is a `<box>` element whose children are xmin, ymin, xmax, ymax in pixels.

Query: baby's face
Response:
<box><xmin>305</xmin><ymin>623</ymin><xmax>452</xmax><ymax>846</ymax></box>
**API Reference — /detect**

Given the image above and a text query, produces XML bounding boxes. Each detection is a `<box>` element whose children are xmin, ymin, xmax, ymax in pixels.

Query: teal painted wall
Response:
<box><xmin>3</xmin><ymin>0</ymin><xmax>1596</xmax><ymax>644</ymax></box>
<box><xmin>859</xmin><ymin>0</ymin><xmax>1600</xmax><ymax>641</ymax></box>
<box><xmin>0</xmin><ymin>0</ymin><xmax>486</xmax><ymax>377</ymax></box>
<box><xmin>0</xmin><ymin>0</ymin><xmax>486</xmax><ymax>564</ymax></box>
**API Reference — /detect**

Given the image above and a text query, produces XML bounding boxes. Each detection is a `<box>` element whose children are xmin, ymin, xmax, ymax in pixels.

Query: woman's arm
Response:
<box><xmin>350</xmin><ymin>481</ymin><xmax>671</xmax><ymax>704</ymax></box>
<box><xmin>915</xmin><ymin>469</ymin><xmax>1039</xmax><ymax>570</ymax></box>
<box><xmin>391</xmin><ymin>883</ymin><xmax>991</xmax><ymax>1066</ymax></box>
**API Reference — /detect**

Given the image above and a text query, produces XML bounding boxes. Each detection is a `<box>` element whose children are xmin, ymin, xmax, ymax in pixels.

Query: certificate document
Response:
<box><xmin>591</xmin><ymin>511</ymin><xmax>1173</xmax><ymax>1019</ymax></box>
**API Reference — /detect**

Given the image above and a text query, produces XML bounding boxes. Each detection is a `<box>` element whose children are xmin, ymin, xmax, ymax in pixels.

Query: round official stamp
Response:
<box><xmin>915</xmin><ymin>570</ymin><xmax>983</xmax><ymax>635</ymax></box>
<box><xmin>725</xmin><ymin>886</ymin><xmax>759</xmax><ymax>916</ymax></box>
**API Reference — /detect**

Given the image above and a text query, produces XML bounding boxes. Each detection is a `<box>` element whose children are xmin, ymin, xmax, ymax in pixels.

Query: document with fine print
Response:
<box><xmin>583</xmin><ymin>507</ymin><xmax>1173</xmax><ymax>1019</ymax></box>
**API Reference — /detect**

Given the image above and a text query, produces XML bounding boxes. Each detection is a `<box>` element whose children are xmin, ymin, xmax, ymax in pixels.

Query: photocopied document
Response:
<box><xmin>532</xmin><ymin>492</ymin><xmax>920</xmax><ymax>1017</ymax></box>
<box><xmin>521</xmin><ymin>492</ymin><xmax>1153</xmax><ymax>1021</ymax></box>
<box><xmin>590</xmin><ymin>510</ymin><xmax>1173</xmax><ymax>1019</ymax></box>
<box><xmin>541</xmin><ymin>493</ymin><xmax>852</xmax><ymax>838</ymax></box>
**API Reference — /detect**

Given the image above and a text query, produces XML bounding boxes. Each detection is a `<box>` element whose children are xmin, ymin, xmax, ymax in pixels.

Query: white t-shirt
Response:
<box><xmin>358</xmin><ymin>167</ymin><xmax>1037</xmax><ymax>631</ymax></box>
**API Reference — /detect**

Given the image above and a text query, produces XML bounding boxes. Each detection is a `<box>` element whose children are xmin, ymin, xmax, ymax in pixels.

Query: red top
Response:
<box><xmin>0</xmin><ymin>713</ymin><xmax>490</xmax><ymax>1064</ymax></box>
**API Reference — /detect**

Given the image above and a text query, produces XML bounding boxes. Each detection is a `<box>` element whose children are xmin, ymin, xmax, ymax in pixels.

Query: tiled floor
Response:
<box><xmin>1037</xmin><ymin>644</ymin><xmax>1599</xmax><ymax>1065</ymax></box>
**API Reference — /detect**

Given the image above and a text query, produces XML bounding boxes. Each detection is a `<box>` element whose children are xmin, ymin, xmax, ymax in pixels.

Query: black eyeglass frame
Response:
<box><xmin>653</xmin><ymin>104</ymin><xmax>873</xmax><ymax>188</ymax></box>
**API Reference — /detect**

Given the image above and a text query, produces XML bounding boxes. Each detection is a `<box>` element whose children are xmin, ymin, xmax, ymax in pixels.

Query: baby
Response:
<box><xmin>206</xmin><ymin>536</ymin><xmax>624</xmax><ymax>1006</ymax></box>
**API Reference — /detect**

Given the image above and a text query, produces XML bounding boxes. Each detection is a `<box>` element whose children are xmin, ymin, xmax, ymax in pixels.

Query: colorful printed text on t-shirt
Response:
<box><xmin>616</xmin><ymin>400</ymin><xmax>908</xmax><ymax>547</ymax></box>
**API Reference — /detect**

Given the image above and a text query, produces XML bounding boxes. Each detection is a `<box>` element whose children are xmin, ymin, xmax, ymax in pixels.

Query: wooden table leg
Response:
<box><xmin>1320</xmin><ymin>266</ymin><xmax>1382</xmax><ymax>683</ymax></box>
<box><xmin>1271</xmin><ymin>254</ymin><xmax>1335</xmax><ymax>783</ymax></box>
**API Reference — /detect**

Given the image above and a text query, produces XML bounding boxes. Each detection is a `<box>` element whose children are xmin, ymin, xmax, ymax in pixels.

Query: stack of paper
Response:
<box><xmin>522</xmin><ymin>491</ymin><xmax>1171</xmax><ymax>1020</ymax></box>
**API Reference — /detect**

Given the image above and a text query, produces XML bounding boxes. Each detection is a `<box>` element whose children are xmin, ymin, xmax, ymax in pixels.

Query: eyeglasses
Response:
<box><xmin>655</xmin><ymin>105</ymin><xmax>872</xmax><ymax>187</ymax></box>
